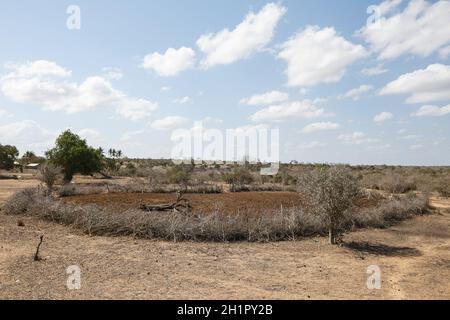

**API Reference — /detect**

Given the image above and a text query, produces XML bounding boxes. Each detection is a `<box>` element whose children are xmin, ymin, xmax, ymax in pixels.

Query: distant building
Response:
<box><xmin>25</xmin><ymin>163</ymin><xmax>41</xmax><ymax>170</ymax></box>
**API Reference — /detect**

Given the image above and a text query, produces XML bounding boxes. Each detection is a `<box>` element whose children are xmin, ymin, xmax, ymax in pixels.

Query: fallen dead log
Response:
<box><xmin>140</xmin><ymin>191</ymin><xmax>192</xmax><ymax>213</ymax></box>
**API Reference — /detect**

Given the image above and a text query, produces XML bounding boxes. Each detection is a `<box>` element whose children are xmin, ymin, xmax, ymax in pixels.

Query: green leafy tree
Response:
<box><xmin>21</xmin><ymin>151</ymin><xmax>44</xmax><ymax>165</ymax></box>
<box><xmin>0</xmin><ymin>144</ymin><xmax>19</xmax><ymax>170</ymax></box>
<box><xmin>46</xmin><ymin>130</ymin><xmax>104</xmax><ymax>183</ymax></box>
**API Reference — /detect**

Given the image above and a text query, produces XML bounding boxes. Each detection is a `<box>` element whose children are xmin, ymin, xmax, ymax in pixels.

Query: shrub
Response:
<box><xmin>297</xmin><ymin>165</ymin><xmax>360</xmax><ymax>244</ymax></box>
<box><xmin>58</xmin><ymin>185</ymin><xmax>77</xmax><ymax>197</ymax></box>
<box><xmin>37</xmin><ymin>164</ymin><xmax>59</xmax><ymax>195</ymax></box>
<box><xmin>222</xmin><ymin>167</ymin><xmax>254</xmax><ymax>192</ymax></box>
<box><xmin>435</xmin><ymin>178</ymin><xmax>450</xmax><ymax>197</ymax></box>
<box><xmin>2</xmin><ymin>188</ymin><xmax>37</xmax><ymax>215</ymax></box>
<box><xmin>377</xmin><ymin>174</ymin><xmax>416</xmax><ymax>194</ymax></box>
<box><xmin>167</xmin><ymin>166</ymin><xmax>191</xmax><ymax>188</ymax></box>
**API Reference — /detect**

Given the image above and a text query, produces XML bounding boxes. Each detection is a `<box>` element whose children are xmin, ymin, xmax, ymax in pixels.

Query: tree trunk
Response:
<box><xmin>329</xmin><ymin>226</ymin><xmax>336</xmax><ymax>245</ymax></box>
<box><xmin>63</xmin><ymin>172</ymin><xmax>74</xmax><ymax>185</ymax></box>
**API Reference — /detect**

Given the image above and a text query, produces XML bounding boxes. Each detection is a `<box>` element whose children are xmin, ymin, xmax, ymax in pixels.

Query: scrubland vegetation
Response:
<box><xmin>0</xmin><ymin>130</ymin><xmax>446</xmax><ymax>244</ymax></box>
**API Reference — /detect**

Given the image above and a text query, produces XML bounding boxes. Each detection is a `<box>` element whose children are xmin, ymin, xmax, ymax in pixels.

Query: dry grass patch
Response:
<box><xmin>1</xmin><ymin>187</ymin><xmax>430</xmax><ymax>243</ymax></box>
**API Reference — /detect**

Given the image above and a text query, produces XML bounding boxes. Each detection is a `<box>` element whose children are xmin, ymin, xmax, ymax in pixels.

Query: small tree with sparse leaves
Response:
<box><xmin>38</xmin><ymin>164</ymin><xmax>59</xmax><ymax>196</ymax></box>
<box><xmin>297</xmin><ymin>165</ymin><xmax>360</xmax><ymax>245</ymax></box>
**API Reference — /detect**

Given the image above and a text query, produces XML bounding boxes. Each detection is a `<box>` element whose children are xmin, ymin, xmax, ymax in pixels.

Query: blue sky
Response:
<box><xmin>0</xmin><ymin>0</ymin><xmax>449</xmax><ymax>165</ymax></box>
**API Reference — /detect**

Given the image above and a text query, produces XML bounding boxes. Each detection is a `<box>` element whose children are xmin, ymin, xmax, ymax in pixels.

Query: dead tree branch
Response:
<box><xmin>34</xmin><ymin>235</ymin><xmax>44</xmax><ymax>261</ymax></box>
<box><xmin>140</xmin><ymin>191</ymin><xmax>192</xmax><ymax>214</ymax></box>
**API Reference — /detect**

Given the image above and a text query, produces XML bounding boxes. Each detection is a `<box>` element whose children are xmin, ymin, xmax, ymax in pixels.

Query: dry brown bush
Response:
<box><xmin>377</xmin><ymin>174</ymin><xmax>417</xmax><ymax>194</ymax></box>
<box><xmin>2</xmin><ymin>187</ymin><xmax>429</xmax><ymax>242</ymax></box>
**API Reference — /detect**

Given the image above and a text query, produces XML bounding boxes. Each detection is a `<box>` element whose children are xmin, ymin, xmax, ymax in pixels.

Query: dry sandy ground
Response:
<box><xmin>0</xmin><ymin>178</ymin><xmax>40</xmax><ymax>204</ymax></box>
<box><xmin>0</xmin><ymin>179</ymin><xmax>449</xmax><ymax>300</ymax></box>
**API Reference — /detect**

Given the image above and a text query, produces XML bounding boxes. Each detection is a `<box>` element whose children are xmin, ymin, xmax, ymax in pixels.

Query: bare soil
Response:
<box><xmin>63</xmin><ymin>192</ymin><xmax>303</xmax><ymax>213</ymax></box>
<box><xmin>0</xmin><ymin>178</ymin><xmax>449</xmax><ymax>299</ymax></box>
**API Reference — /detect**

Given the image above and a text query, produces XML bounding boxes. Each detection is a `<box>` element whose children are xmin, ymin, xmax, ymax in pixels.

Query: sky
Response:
<box><xmin>0</xmin><ymin>0</ymin><xmax>449</xmax><ymax>165</ymax></box>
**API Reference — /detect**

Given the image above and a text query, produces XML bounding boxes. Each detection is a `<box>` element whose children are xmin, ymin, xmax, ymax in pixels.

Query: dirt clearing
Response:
<box><xmin>0</xmin><ymin>179</ymin><xmax>449</xmax><ymax>299</ymax></box>
<box><xmin>63</xmin><ymin>192</ymin><xmax>302</xmax><ymax>213</ymax></box>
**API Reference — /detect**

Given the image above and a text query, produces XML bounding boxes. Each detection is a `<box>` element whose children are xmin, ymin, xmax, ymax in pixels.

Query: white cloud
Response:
<box><xmin>150</xmin><ymin>116</ymin><xmax>190</xmax><ymax>130</ymax></box>
<box><xmin>197</xmin><ymin>3</ymin><xmax>286</xmax><ymax>68</ymax></box>
<box><xmin>0</xmin><ymin>120</ymin><xmax>56</xmax><ymax>154</ymax></box>
<box><xmin>302</xmin><ymin>122</ymin><xmax>339</xmax><ymax>133</ymax></box>
<box><xmin>250</xmin><ymin>100</ymin><xmax>331</xmax><ymax>122</ymax></box>
<box><xmin>239</xmin><ymin>90</ymin><xmax>289</xmax><ymax>106</ymax></box>
<box><xmin>3</xmin><ymin>60</ymin><xmax>71</xmax><ymax>78</ymax></box>
<box><xmin>173</xmin><ymin>96</ymin><xmax>193</xmax><ymax>105</ymax></box>
<box><xmin>338</xmin><ymin>132</ymin><xmax>380</xmax><ymax>145</ymax></box>
<box><xmin>142</xmin><ymin>47</ymin><xmax>196</xmax><ymax>77</ymax></box>
<box><xmin>359</xmin><ymin>0</ymin><xmax>450</xmax><ymax>60</ymax></box>
<box><xmin>380</xmin><ymin>64</ymin><xmax>450</xmax><ymax>104</ymax></box>
<box><xmin>278</xmin><ymin>26</ymin><xmax>367</xmax><ymax>87</ymax></box>
<box><xmin>78</xmin><ymin>128</ymin><xmax>104</xmax><ymax>147</ymax></box>
<box><xmin>361</xmin><ymin>64</ymin><xmax>388</xmax><ymax>76</ymax></box>
<box><xmin>374</xmin><ymin>112</ymin><xmax>394</xmax><ymax>123</ymax></box>
<box><xmin>161</xmin><ymin>86</ymin><xmax>171</xmax><ymax>92</ymax></box>
<box><xmin>411</xmin><ymin>104</ymin><xmax>450</xmax><ymax>117</ymax></box>
<box><xmin>338</xmin><ymin>84</ymin><xmax>373</xmax><ymax>101</ymax></box>
<box><xmin>78</xmin><ymin>128</ymin><xmax>100</xmax><ymax>140</ymax></box>
<box><xmin>0</xmin><ymin>60</ymin><xmax>158</xmax><ymax>121</ymax></box>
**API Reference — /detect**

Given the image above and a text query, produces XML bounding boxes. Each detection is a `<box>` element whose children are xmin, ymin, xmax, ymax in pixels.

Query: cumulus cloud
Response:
<box><xmin>302</xmin><ymin>122</ymin><xmax>339</xmax><ymax>133</ymax></box>
<box><xmin>411</xmin><ymin>104</ymin><xmax>450</xmax><ymax>117</ymax></box>
<box><xmin>278</xmin><ymin>26</ymin><xmax>367</xmax><ymax>87</ymax></box>
<box><xmin>142</xmin><ymin>47</ymin><xmax>196</xmax><ymax>77</ymax></box>
<box><xmin>250</xmin><ymin>100</ymin><xmax>331</xmax><ymax>122</ymax></box>
<box><xmin>379</xmin><ymin>64</ymin><xmax>450</xmax><ymax>103</ymax></box>
<box><xmin>0</xmin><ymin>120</ymin><xmax>56</xmax><ymax>154</ymax></box>
<box><xmin>239</xmin><ymin>90</ymin><xmax>289</xmax><ymax>106</ymax></box>
<box><xmin>150</xmin><ymin>116</ymin><xmax>190</xmax><ymax>130</ymax></box>
<box><xmin>359</xmin><ymin>0</ymin><xmax>450</xmax><ymax>60</ymax></box>
<box><xmin>338</xmin><ymin>84</ymin><xmax>373</xmax><ymax>100</ymax></box>
<box><xmin>197</xmin><ymin>3</ymin><xmax>286</xmax><ymax>68</ymax></box>
<box><xmin>0</xmin><ymin>60</ymin><xmax>158</xmax><ymax>121</ymax></box>
<box><xmin>3</xmin><ymin>60</ymin><xmax>71</xmax><ymax>78</ymax></box>
<box><xmin>338</xmin><ymin>132</ymin><xmax>380</xmax><ymax>145</ymax></box>
<box><xmin>374</xmin><ymin>111</ymin><xmax>394</xmax><ymax>123</ymax></box>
